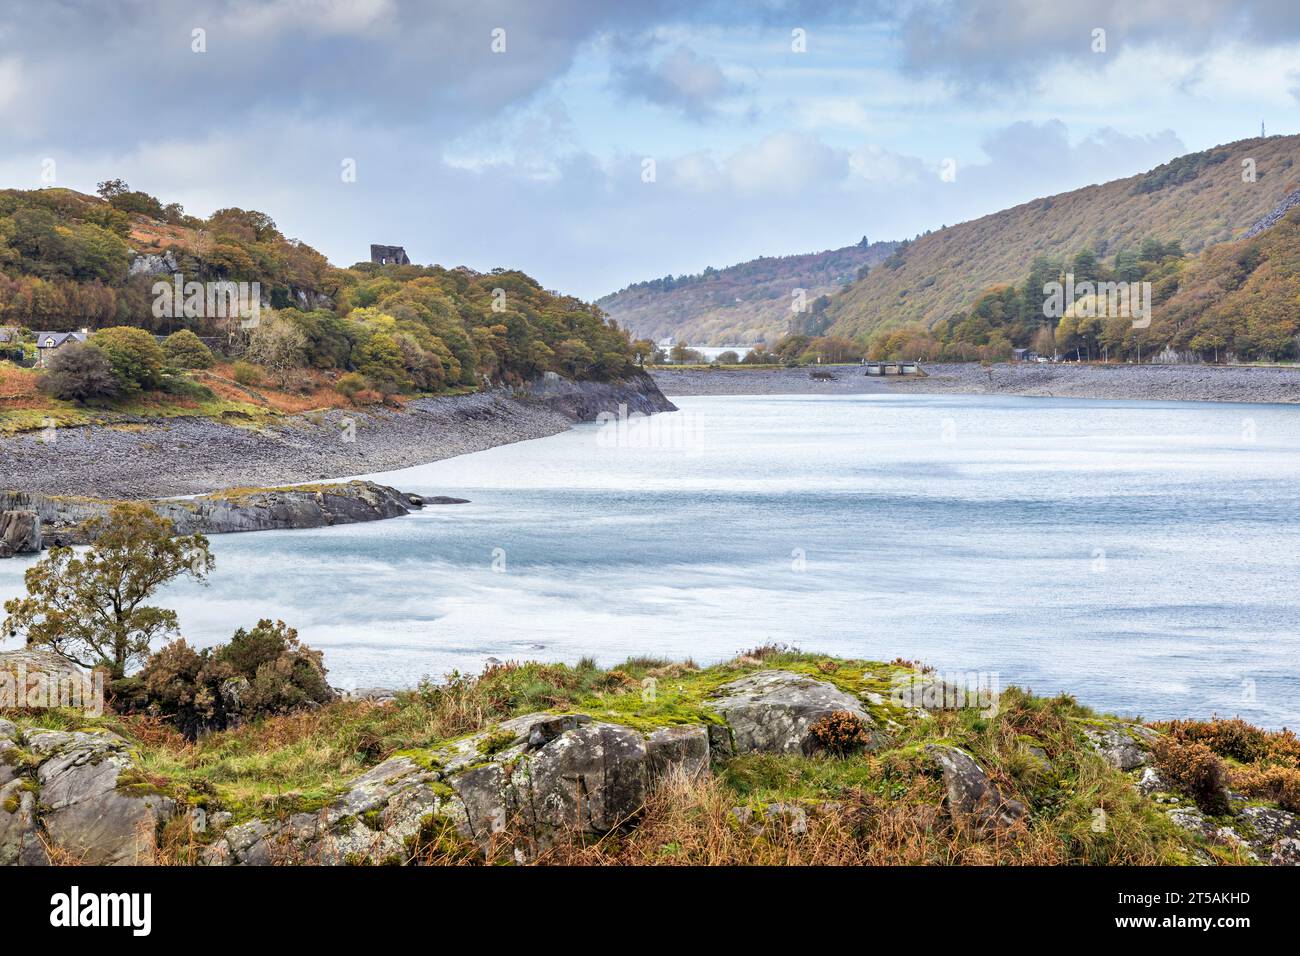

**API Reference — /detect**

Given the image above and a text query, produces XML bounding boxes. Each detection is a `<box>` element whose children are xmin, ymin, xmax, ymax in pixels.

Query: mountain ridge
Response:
<box><xmin>824</xmin><ymin>135</ymin><xmax>1300</xmax><ymax>340</ymax></box>
<box><xmin>597</xmin><ymin>239</ymin><xmax>898</xmax><ymax>346</ymax></box>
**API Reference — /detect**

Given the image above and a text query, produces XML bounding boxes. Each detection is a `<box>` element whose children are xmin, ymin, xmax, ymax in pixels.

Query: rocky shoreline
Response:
<box><xmin>652</xmin><ymin>362</ymin><xmax>1300</xmax><ymax>403</ymax></box>
<box><xmin>0</xmin><ymin>480</ymin><xmax>443</xmax><ymax>550</ymax></box>
<box><xmin>0</xmin><ymin>372</ymin><xmax>676</xmax><ymax>500</ymax></box>
<box><xmin>3</xmin><ymin>649</ymin><xmax>1295</xmax><ymax>866</ymax></box>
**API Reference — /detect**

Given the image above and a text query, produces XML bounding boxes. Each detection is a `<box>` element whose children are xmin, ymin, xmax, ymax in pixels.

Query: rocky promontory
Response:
<box><xmin>0</xmin><ymin>480</ymin><xmax>436</xmax><ymax>550</ymax></box>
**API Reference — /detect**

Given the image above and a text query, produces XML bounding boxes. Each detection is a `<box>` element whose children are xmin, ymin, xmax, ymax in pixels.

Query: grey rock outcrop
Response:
<box><xmin>731</xmin><ymin>802</ymin><xmax>809</xmax><ymax>837</ymax></box>
<box><xmin>1160</xmin><ymin>803</ymin><xmax>1300</xmax><ymax>864</ymax></box>
<box><xmin>0</xmin><ymin>649</ymin><xmax>93</xmax><ymax>707</ymax></box>
<box><xmin>1082</xmin><ymin>723</ymin><xmax>1156</xmax><ymax>771</ymax></box>
<box><xmin>522</xmin><ymin>370</ymin><xmax>677</xmax><ymax>421</ymax></box>
<box><xmin>1164</xmin><ymin>806</ymin><xmax>1257</xmax><ymax>860</ymax></box>
<box><xmin>1241</xmin><ymin>187</ymin><xmax>1300</xmax><ymax>240</ymax></box>
<box><xmin>646</xmin><ymin>725</ymin><xmax>710</xmax><ymax>783</ymax></box>
<box><xmin>203</xmin><ymin>712</ymin><xmax>712</xmax><ymax>865</ymax></box>
<box><xmin>0</xmin><ymin>480</ymin><xmax>424</xmax><ymax>548</ymax></box>
<box><xmin>1</xmin><ymin>717</ymin><xmax>174</xmax><ymax>866</ymax></box>
<box><xmin>128</xmin><ymin>251</ymin><xmax>179</xmax><ymax>277</ymax></box>
<box><xmin>0</xmin><ymin>718</ymin><xmax>47</xmax><ymax>866</ymax></box>
<box><xmin>30</xmin><ymin>730</ymin><xmax>173</xmax><ymax>865</ymax></box>
<box><xmin>0</xmin><ymin>510</ymin><xmax>41</xmax><ymax>558</ymax></box>
<box><xmin>710</xmin><ymin>670</ymin><xmax>883</xmax><ymax>756</ymax></box>
<box><xmin>203</xmin><ymin>754</ymin><xmax>449</xmax><ymax>865</ymax></box>
<box><xmin>926</xmin><ymin>744</ymin><xmax>1028</xmax><ymax>831</ymax></box>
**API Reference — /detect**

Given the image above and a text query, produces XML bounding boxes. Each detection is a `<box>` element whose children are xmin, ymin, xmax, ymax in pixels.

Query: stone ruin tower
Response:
<box><xmin>370</xmin><ymin>244</ymin><xmax>411</xmax><ymax>266</ymax></box>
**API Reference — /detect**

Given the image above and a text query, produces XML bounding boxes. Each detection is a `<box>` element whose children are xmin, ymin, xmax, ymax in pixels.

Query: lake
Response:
<box><xmin>4</xmin><ymin>393</ymin><xmax>1299</xmax><ymax>726</ymax></box>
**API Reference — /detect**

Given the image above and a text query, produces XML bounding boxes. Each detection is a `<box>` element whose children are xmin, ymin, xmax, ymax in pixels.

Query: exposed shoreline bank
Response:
<box><xmin>0</xmin><ymin>373</ymin><xmax>676</xmax><ymax>499</ymax></box>
<box><xmin>652</xmin><ymin>362</ymin><xmax>1300</xmax><ymax>404</ymax></box>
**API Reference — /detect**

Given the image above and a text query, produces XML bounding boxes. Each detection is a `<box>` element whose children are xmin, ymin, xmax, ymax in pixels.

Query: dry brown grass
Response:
<box><xmin>527</xmin><ymin>770</ymin><xmax>1065</xmax><ymax>866</ymax></box>
<box><xmin>0</xmin><ymin>363</ymin><xmax>46</xmax><ymax>409</ymax></box>
<box><xmin>198</xmin><ymin>365</ymin><xmax>359</xmax><ymax>414</ymax></box>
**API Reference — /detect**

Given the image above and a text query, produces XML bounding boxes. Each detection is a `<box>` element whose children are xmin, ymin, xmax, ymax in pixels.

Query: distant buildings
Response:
<box><xmin>33</xmin><ymin>330</ymin><xmax>88</xmax><ymax>367</ymax></box>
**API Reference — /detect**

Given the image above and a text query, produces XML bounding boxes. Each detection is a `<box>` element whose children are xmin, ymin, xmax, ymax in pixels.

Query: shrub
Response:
<box><xmin>1163</xmin><ymin>717</ymin><xmax>1300</xmax><ymax>766</ymax></box>
<box><xmin>121</xmin><ymin>620</ymin><xmax>334</xmax><ymax>739</ymax></box>
<box><xmin>157</xmin><ymin>371</ymin><xmax>214</xmax><ymax>400</ymax></box>
<box><xmin>245</xmin><ymin>318</ymin><xmax>307</xmax><ymax>387</ymax></box>
<box><xmin>231</xmin><ymin>360</ymin><xmax>263</xmax><ymax>385</ymax></box>
<box><xmin>1151</xmin><ymin>735</ymin><xmax>1231</xmax><ymax>815</ymax></box>
<box><xmin>335</xmin><ymin>371</ymin><xmax>368</xmax><ymax>399</ymax></box>
<box><xmin>37</xmin><ymin>342</ymin><xmax>118</xmax><ymax>403</ymax></box>
<box><xmin>1162</xmin><ymin>718</ymin><xmax>1300</xmax><ymax>813</ymax></box>
<box><xmin>222</xmin><ymin>619</ymin><xmax>333</xmax><ymax>717</ymax></box>
<box><xmin>809</xmin><ymin>710</ymin><xmax>873</xmax><ymax>756</ymax></box>
<box><xmin>1229</xmin><ymin>764</ymin><xmax>1300</xmax><ymax>813</ymax></box>
<box><xmin>90</xmin><ymin>326</ymin><xmax>166</xmax><ymax>392</ymax></box>
<box><xmin>162</xmin><ymin>329</ymin><xmax>214</xmax><ymax>369</ymax></box>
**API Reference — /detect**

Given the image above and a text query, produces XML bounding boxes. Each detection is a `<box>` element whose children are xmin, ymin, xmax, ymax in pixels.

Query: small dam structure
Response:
<box><xmin>863</xmin><ymin>361</ymin><xmax>925</xmax><ymax>376</ymax></box>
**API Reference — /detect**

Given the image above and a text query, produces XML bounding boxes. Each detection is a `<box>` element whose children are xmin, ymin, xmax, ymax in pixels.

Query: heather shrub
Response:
<box><xmin>809</xmin><ymin>710</ymin><xmax>873</xmax><ymax>756</ymax></box>
<box><xmin>1151</xmin><ymin>735</ymin><xmax>1230</xmax><ymax>815</ymax></box>
<box><xmin>1164</xmin><ymin>717</ymin><xmax>1300</xmax><ymax>765</ymax></box>
<box><xmin>1230</xmin><ymin>764</ymin><xmax>1300</xmax><ymax>813</ymax></box>
<box><xmin>219</xmin><ymin>619</ymin><xmax>333</xmax><ymax>716</ymax></box>
<box><xmin>1159</xmin><ymin>718</ymin><xmax>1300</xmax><ymax>813</ymax></box>
<box><xmin>117</xmin><ymin>620</ymin><xmax>333</xmax><ymax>739</ymax></box>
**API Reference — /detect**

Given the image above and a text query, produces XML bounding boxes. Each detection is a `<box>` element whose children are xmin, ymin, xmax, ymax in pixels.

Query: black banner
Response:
<box><xmin>0</xmin><ymin>865</ymin><xmax>1280</xmax><ymax>943</ymax></box>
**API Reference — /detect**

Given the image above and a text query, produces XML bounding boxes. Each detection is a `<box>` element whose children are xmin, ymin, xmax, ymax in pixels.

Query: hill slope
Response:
<box><xmin>0</xmin><ymin>183</ymin><xmax>648</xmax><ymax>429</ymax></box>
<box><xmin>824</xmin><ymin>135</ymin><xmax>1300</xmax><ymax>340</ymax></box>
<box><xmin>597</xmin><ymin>240</ymin><xmax>897</xmax><ymax>346</ymax></box>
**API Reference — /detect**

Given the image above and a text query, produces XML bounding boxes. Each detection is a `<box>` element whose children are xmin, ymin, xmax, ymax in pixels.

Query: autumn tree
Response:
<box><xmin>245</xmin><ymin>316</ymin><xmax>307</xmax><ymax>387</ymax></box>
<box><xmin>3</xmin><ymin>504</ymin><xmax>212</xmax><ymax>678</ymax></box>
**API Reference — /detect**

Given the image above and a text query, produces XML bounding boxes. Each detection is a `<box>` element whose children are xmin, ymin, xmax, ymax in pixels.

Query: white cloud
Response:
<box><xmin>848</xmin><ymin>144</ymin><xmax>925</xmax><ymax>184</ymax></box>
<box><xmin>725</xmin><ymin>131</ymin><xmax>846</xmax><ymax>193</ymax></box>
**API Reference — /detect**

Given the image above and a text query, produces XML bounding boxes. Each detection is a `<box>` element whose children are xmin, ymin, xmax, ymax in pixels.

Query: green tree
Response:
<box><xmin>3</xmin><ymin>504</ymin><xmax>212</xmax><ymax>678</ymax></box>
<box><xmin>162</xmin><ymin>329</ymin><xmax>214</xmax><ymax>369</ymax></box>
<box><xmin>96</xmin><ymin>179</ymin><xmax>130</xmax><ymax>200</ymax></box>
<box><xmin>91</xmin><ymin>325</ymin><xmax>167</xmax><ymax>392</ymax></box>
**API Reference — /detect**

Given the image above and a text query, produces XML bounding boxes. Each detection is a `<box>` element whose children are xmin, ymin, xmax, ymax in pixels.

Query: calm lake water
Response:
<box><xmin>4</xmin><ymin>393</ymin><xmax>1299</xmax><ymax>726</ymax></box>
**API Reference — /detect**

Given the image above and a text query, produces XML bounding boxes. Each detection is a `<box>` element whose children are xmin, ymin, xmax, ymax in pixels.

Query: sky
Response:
<box><xmin>3</xmin><ymin>0</ymin><xmax>1300</xmax><ymax>300</ymax></box>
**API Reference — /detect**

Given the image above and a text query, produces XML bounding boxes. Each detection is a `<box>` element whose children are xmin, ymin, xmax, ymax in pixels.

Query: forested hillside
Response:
<box><xmin>597</xmin><ymin>239</ymin><xmax>897</xmax><ymax>346</ymax></box>
<box><xmin>824</xmin><ymin>135</ymin><xmax>1300</xmax><ymax>342</ymax></box>
<box><xmin>0</xmin><ymin>182</ymin><xmax>639</xmax><ymax>402</ymax></box>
